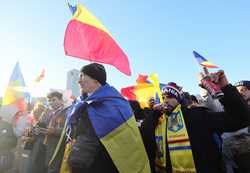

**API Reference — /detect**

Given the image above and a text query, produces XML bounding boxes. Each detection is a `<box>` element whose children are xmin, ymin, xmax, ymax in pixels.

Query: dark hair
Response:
<box><xmin>180</xmin><ymin>92</ymin><xmax>192</xmax><ymax>107</ymax></box>
<box><xmin>47</xmin><ymin>91</ymin><xmax>63</xmax><ymax>100</ymax></box>
<box><xmin>190</xmin><ymin>95</ymin><xmax>199</xmax><ymax>103</ymax></box>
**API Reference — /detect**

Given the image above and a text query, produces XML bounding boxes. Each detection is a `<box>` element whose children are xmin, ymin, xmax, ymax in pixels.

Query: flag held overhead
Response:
<box><xmin>0</xmin><ymin>62</ymin><xmax>30</xmax><ymax>122</ymax></box>
<box><xmin>193</xmin><ymin>51</ymin><xmax>218</xmax><ymax>68</ymax></box>
<box><xmin>64</xmin><ymin>1</ymin><xmax>131</xmax><ymax>76</ymax></box>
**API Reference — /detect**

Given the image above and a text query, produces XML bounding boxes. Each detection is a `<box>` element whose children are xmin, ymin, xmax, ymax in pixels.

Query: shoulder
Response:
<box><xmin>183</xmin><ymin>106</ymin><xmax>209</xmax><ymax>112</ymax></box>
<box><xmin>0</xmin><ymin>120</ymin><xmax>12</xmax><ymax>128</ymax></box>
<box><xmin>182</xmin><ymin>106</ymin><xmax>210</xmax><ymax>118</ymax></box>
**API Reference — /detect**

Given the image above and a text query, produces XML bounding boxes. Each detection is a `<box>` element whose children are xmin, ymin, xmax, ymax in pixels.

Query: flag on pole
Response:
<box><xmin>121</xmin><ymin>74</ymin><xmax>165</xmax><ymax>108</ymax></box>
<box><xmin>136</xmin><ymin>74</ymin><xmax>148</xmax><ymax>83</ymax></box>
<box><xmin>193</xmin><ymin>51</ymin><xmax>218</xmax><ymax>68</ymax></box>
<box><xmin>0</xmin><ymin>62</ymin><xmax>30</xmax><ymax>122</ymax></box>
<box><xmin>149</xmin><ymin>73</ymin><xmax>163</xmax><ymax>103</ymax></box>
<box><xmin>33</xmin><ymin>68</ymin><xmax>45</xmax><ymax>84</ymax></box>
<box><xmin>64</xmin><ymin>1</ymin><xmax>131</xmax><ymax>76</ymax></box>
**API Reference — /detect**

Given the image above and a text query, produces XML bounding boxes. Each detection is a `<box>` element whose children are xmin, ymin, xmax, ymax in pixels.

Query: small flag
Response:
<box><xmin>34</xmin><ymin>69</ymin><xmax>45</xmax><ymax>83</ymax></box>
<box><xmin>193</xmin><ymin>51</ymin><xmax>218</xmax><ymax>68</ymax></box>
<box><xmin>121</xmin><ymin>74</ymin><xmax>165</xmax><ymax>108</ymax></box>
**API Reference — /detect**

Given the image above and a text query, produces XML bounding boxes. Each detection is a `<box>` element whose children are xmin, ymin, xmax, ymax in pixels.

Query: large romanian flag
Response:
<box><xmin>193</xmin><ymin>51</ymin><xmax>218</xmax><ymax>68</ymax></box>
<box><xmin>0</xmin><ymin>62</ymin><xmax>30</xmax><ymax>122</ymax></box>
<box><xmin>64</xmin><ymin>1</ymin><xmax>131</xmax><ymax>76</ymax></box>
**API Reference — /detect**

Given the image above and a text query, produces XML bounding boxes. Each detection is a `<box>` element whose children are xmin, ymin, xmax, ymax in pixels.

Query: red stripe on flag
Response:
<box><xmin>64</xmin><ymin>19</ymin><xmax>131</xmax><ymax>76</ymax></box>
<box><xmin>168</xmin><ymin>138</ymin><xmax>189</xmax><ymax>144</ymax></box>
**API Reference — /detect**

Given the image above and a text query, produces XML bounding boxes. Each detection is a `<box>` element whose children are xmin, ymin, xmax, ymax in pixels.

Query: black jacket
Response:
<box><xmin>69</xmin><ymin>108</ymin><xmax>118</xmax><ymax>173</ymax></box>
<box><xmin>0</xmin><ymin>119</ymin><xmax>17</xmax><ymax>152</ymax></box>
<box><xmin>140</xmin><ymin>85</ymin><xmax>250</xmax><ymax>173</ymax></box>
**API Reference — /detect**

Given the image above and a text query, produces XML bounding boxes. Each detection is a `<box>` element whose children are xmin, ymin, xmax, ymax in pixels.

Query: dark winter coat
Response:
<box><xmin>68</xmin><ymin>108</ymin><xmax>118</xmax><ymax>173</ymax></box>
<box><xmin>140</xmin><ymin>85</ymin><xmax>250</xmax><ymax>173</ymax></box>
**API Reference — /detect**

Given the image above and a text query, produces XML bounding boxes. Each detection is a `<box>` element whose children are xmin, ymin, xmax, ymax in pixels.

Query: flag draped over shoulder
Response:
<box><xmin>64</xmin><ymin>1</ymin><xmax>131</xmax><ymax>76</ymax></box>
<box><xmin>193</xmin><ymin>51</ymin><xmax>218</xmax><ymax>68</ymax></box>
<box><xmin>0</xmin><ymin>62</ymin><xmax>30</xmax><ymax>122</ymax></box>
<box><xmin>67</xmin><ymin>84</ymin><xmax>151</xmax><ymax>173</ymax></box>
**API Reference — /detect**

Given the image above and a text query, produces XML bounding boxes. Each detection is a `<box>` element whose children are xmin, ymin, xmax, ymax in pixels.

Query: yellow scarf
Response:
<box><xmin>155</xmin><ymin>104</ymin><xmax>196</xmax><ymax>173</ymax></box>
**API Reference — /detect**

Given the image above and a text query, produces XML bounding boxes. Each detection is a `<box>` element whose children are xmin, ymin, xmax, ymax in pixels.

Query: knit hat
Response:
<box><xmin>80</xmin><ymin>63</ymin><xmax>106</xmax><ymax>85</ymax></box>
<box><xmin>235</xmin><ymin>80</ymin><xmax>250</xmax><ymax>90</ymax></box>
<box><xmin>162</xmin><ymin>82</ymin><xmax>182</xmax><ymax>102</ymax></box>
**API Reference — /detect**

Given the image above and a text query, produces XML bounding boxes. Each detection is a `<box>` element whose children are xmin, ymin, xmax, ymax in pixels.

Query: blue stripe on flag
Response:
<box><xmin>87</xmin><ymin>84</ymin><xmax>134</xmax><ymax>138</ymax></box>
<box><xmin>67</xmin><ymin>0</ymin><xmax>77</xmax><ymax>15</ymax></box>
<box><xmin>193</xmin><ymin>51</ymin><xmax>207</xmax><ymax>64</ymax></box>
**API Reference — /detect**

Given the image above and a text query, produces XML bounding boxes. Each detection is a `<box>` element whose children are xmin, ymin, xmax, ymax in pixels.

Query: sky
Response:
<box><xmin>0</xmin><ymin>0</ymin><xmax>250</xmax><ymax>97</ymax></box>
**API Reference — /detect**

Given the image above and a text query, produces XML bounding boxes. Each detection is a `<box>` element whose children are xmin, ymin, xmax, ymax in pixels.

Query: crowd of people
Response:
<box><xmin>0</xmin><ymin>63</ymin><xmax>250</xmax><ymax>173</ymax></box>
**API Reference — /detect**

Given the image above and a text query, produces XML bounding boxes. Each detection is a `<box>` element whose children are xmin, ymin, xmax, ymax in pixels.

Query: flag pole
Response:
<box><xmin>203</xmin><ymin>67</ymin><xmax>209</xmax><ymax>76</ymax></box>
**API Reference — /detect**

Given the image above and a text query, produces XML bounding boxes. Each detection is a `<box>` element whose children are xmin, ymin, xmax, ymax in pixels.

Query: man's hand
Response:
<box><xmin>213</xmin><ymin>70</ymin><xmax>229</xmax><ymax>88</ymax></box>
<box><xmin>38</xmin><ymin>127</ymin><xmax>55</xmax><ymax>135</ymax></box>
<box><xmin>46</xmin><ymin>127</ymin><xmax>56</xmax><ymax>135</ymax></box>
<box><xmin>198</xmin><ymin>70</ymin><xmax>229</xmax><ymax>89</ymax></box>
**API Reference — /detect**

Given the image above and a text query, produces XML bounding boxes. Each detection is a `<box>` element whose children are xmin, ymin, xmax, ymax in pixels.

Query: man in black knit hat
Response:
<box><xmin>140</xmin><ymin>71</ymin><xmax>250</xmax><ymax>173</ymax></box>
<box><xmin>67</xmin><ymin>63</ymin><xmax>150</xmax><ymax>173</ymax></box>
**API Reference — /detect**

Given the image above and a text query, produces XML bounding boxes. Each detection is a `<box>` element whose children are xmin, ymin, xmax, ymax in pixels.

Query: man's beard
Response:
<box><xmin>163</xmin><ymin>104</ymin><xmax>174</xmax><ymax>115</ymax></box>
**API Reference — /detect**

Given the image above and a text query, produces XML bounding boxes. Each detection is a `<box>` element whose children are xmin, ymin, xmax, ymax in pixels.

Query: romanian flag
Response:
<box><xmin>121</xmin><ymin>75</ymin><xmax>156</xmax><ymax>108</ymax></box>
<box><xmin>193</xmin><ymin>51</ymin><xmax>218</xmax><ymax>68</ymax></box>
<box><xmin>149</xmin><ymin>73</ymin><xmax>163</xmax><ymax>103</ymax></box>
<box><xmin>33</xmin><ymin>68</ymin><xmax>45</xmax><ymax>84</ymax></box>
<box><xmin>121</xmin><ymin>84</ymin><xmax>156</xmax><ymax>108</ymax></box>
<box><xmin>136</xmin><ymin>74</ymin><xmax>148</xmax><ymax>83</ymax></box>
<box><xmin>67</xmin><ymin>84</ymin><xmax>151</xmax><ymax>173</ymax></box>
<box><xmin>0</xmin><ymin>62</ymin><xmax>30</xmax><ymax>122</ymax></box>
<box><xmin>121</xmin><ymin>74</ymin><xmax>165</xmax><ymax>108</ymax></box>
<box><xmin>64</xmin><ymin>1</ymin><xmax>131</xmax><ymax>76</ymax></box>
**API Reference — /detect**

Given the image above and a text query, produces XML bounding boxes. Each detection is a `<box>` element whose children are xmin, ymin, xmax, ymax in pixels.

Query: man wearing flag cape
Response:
<box><xmin>140</xmin><ymin>70</ymin><xmax>250</xmax><ymax>173</ymax></box>
<box><xmin>65</xmin><ymin>63</ymin><xmax>150</xmax><ymax>173</ymax></box>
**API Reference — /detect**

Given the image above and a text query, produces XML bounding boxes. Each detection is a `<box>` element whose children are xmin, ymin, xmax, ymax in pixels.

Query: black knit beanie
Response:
<box><xmin>235</xmin><ymin>80</ymin><xmax>250</xmax><ymax>90</ymax></box>
<box><xmin>80</xmin><ymin>63</ymin><xmax>106</xmax><ymax>85</ymax></box>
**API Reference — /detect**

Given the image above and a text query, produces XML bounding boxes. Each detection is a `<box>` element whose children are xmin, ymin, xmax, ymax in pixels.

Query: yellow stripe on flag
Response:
<box><xmin>73</xmin><ymin>4</ymin><xmax>112</xmax><ymax>36</ymax></box>
<box><xmin>201</xmin><ymin>61</ymin><xmax>218</xmax><ymax>68</ymax></box>
<box><xmin>149</xmin><ymin>73</ymin><xmax>163</xmax><ymax>103</ymax></box>
<box><xmin>101</xmin><ymin>116</ymin><xmax>151</xmax><ymax>173</ymax></box>
<box><xmin>135</xmin><ymin>83</ymin><xmax>156</xmax><ymax>108</ymax></box>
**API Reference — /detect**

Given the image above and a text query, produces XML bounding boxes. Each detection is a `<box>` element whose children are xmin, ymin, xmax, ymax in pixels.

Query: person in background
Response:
<box><xmin>0</xmin><ymin>116</ymin><xmax>17</xmax><ymax>173</ymax></box>
<box><xmin>128</xmin><ymin>100</ymin><xmax>145</xmax><ymax>126</ymax></box>
<box><xmin>189</xmin><ymin>95</ymin><xmax>200</xmax><ymax>108</ymax></box>
<box><xmin>42</xmin><ymin>91</ymin><xmax>68</xmax><ymax>173</ymax></box>
<box><xmin>12</xmin><ymin>110</ymin><xmax>30</xmax><ymax>173</ymax></box>
<box><xmin>221</xmin><ymin>80</ymin><xmax>250</xmax><ymax>173</ymax></box>
<box><xmin>148</xmin><ymin>97</ymin><xmax>156</xmax><ymax>109</ymax></box>
<box><xmin>24</xmin><ymin>102</ymin><xmax>48</xmax><ymax>173</ymax></box>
